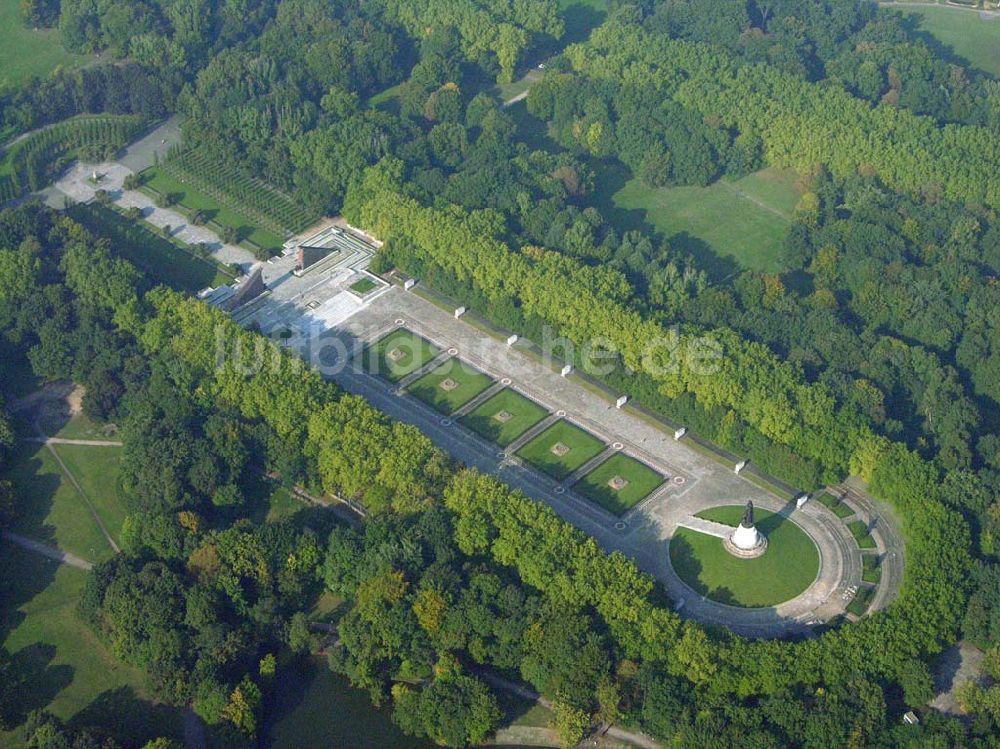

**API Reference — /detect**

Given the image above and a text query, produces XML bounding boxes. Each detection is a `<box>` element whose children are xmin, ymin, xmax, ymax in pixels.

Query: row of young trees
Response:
<box><xmin>0</xmin><ymin>115</ymin><xmax>147</xmax><ymax>202</ymax></box>
<box><xmin>0</xmin><ymin>63</ymin><xmax>169</xmax><ymax>145</ymax></box>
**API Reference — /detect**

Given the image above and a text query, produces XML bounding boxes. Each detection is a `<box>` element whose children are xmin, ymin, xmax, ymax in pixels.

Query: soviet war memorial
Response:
<box><xmin>2</xmin><ymin>1</ymin><xmax>1000</xmax><ymax>748</ymax></box>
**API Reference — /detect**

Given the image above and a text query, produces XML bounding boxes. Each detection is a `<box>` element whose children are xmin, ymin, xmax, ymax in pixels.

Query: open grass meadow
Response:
<box><xmin>407</xmin><ymin>358</ymin><xmax>494</xmax><ymax>414</ymax></box>
<box><xmin>607</xmin><ymin>167</ymin><xmax>802</xmax><ymax>275</ymax></box>
<box><xmin>0</xmin><ymin>545</ymin><xmax>185</xmax><ymax>749</ymax></box>
<box><xmin>364</xmin><ymin>328</ymin><xmax>441</xmax><ymax>382</ymax></box>
<box><xmin>51</xmin><ymin>444</ymin><xmax>126</xmax><ymax>547</ymax></box>
<box><xmin>140</xmin><ymin>166</ymin><xmax>285</xmax><ymax>252</ymax></box>
<box><xmin>5</xmin><ymin>442</ymin><xmax>116</xmax><ymax>564</ymax></box>
<box><xmin>515</xmin><ymin>420</ymin><xmax>606</xmax><ymax>481</ymax></box>
<box><xmin>573</xmin><ymin>453</ymin><xmax>664</xmax><ymax>515</ymax></box>
<box><xmin>0</xmin><ymin>1</ymin><xmax>88</xmax><ymax>94</ymax></box>
<box><xmin>669</xmin><ymin>506</ymin><xmax>820</xmax><ymax>608</ymax></box>
<box><xmin>892</xmin><ymin>4</ymin><xmax>1000</xmax><ymax>78</ymax></box>
<box><xmin>68</xmin><ymin>202</ymin><xmax>230</xmax><ymax>293</ymax></box>
<box><xmin>460</xmin><ymin>388</ymin><xmax>550</xmax><ymax>447</ymax></box>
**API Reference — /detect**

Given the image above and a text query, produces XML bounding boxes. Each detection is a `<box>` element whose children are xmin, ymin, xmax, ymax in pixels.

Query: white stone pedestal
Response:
<box><xmin>724</xmin><ymin>524</ymin><xmax>767</xmax><ymax>558</ymax></box>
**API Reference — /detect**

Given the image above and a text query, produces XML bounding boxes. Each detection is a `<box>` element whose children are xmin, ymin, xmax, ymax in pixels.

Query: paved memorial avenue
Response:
<box><xmin>207</xmin><ymin>225</ymin><xmax>903</xmax><ymax>638</ymax></box>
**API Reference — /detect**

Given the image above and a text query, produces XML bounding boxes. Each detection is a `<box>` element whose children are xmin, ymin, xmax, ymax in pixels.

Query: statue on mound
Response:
<box><xmin>727</xmin><ymin>499</ymin><xmax>766</xmax><ymax>556</ymax></box>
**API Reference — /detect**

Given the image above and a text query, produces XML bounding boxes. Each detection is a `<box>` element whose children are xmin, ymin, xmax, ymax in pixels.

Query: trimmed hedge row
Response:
<box><xmin>0</xmin><ymin>115</ymin><xmax>146</xmax><ymax>203</ymax></box>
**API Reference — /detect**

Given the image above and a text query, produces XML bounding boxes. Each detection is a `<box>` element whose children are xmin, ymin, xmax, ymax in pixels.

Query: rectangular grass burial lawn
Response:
<box><xmin>848</xmin><ymin>519</ymin><xmax>878</xmax><ymax>550</ymax></box>
<box><xmin>816</xmin><ymin>491</ymin><xmax>854</xmax><ymax>519</ymax></box>
<box><xmin>515</xmin><ymin>420</ymin><xmax>606</xmax><ymax>481</ymax></box>
<box><xmin>862</xmin><ymin>553</ymin><xmax>882</xmax><ymax>585</ymax></box>
<box><xmin>349</xmin><ymin>277</ymin><xmax>378</xmax><ymax>295</ymax></box>
<box><xmin>139</xmin><ymin>166</ymin><xmax>285</xmax><ymax>252</ymax></box>
<box><xmin>459</xmin><ymin>388</ymin><xmax>549</xmax><ymax>447</ymax></box>
<box><xmin>364</xmin><ymin>328</ymin><xmax>440</xmax><ymax>382</ymax></box>
<box><xmin>847</xmin><ymin>585</ymin><xmax>876</xmax><ymax>617</ymax></box>
<box><xmin>407</xmin><ymin>358</ymin><xmax>494</xmax><ymax>414</ymax></box>
<box><xmin>573</xmin><ymin>453</ymin><xmax>664</xmax><ymax>516</ymax></box>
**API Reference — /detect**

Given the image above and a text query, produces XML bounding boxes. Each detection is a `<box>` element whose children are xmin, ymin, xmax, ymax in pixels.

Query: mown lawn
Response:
<box><xmin>669</xmin><ymin>506</ymin><xmax>820</xmax><ymax>608</ymax></box>
<box><xmin>364</xmin><ymin>328</ymin><xmax>440</xmax><ymax>382</ymax></box>
<box><xmin>847</xmin><ymin>584</ymin><xmax>876</xmax><ymax>617</ymax></box>
<box><xmin>515</xmin><ymin>420</ymin><xmax>605</xmax><ymax>481</ymax></box>
<box><xmin>349</xmin><ymin>277</ymin><xmax>378</xmax><ymax>295</ymax></box>
<box><xmin>573</xmin><ymin>453</ymin><xmax>663</xmax><ymax>516</ymax></box>
<box><xmin>607</xmin><ymin>167</ymin><xmax>802</xmax><ymax>274</ymax></box>
<box><xmin>0</xmin><ymin>0</ymin><xmax>88</xmax><ymax>94</ymax></box>
<box><xmin>407</xmin><ymin>358</ymin><xmax>494</xmax><ymax>414</ymax></box>
<box><xmin>0</xmin><ymin>545</ymin><xmax>183</xmax><ymax>749</ymax></box>
<box><xmin>460</xmin><ymin>388</ymin><xmax>549</xmax><ymax>447</ymax></box>
<box><xmin>51</xmin><ymin>444</ymin><xmax>127</xmax><ymax>547</ymax></box>
<box><xmin>816</xmin><ymin>491</ymin><xmax>855</xmax><ymax>519</ymax></box>
<box><xmin>893</xmin><ymin>4</ymin><xmax>1000</xmax><ymax>77</ymax></box>
<box><xmin>5</xmin><ymin>443</ymin><xmax>116</xmax><ymax>564</ymax></box>
<box><xmin>264</xmin><ymin>486</ymin><xmax>304</xmax><ymax>524</ymax></box>
<box><xmin>49</xmin><ymin>413</ymin><xmax>112</xmax><ymax>441</ymax></box>
<box><xmin>862</xmin><ymin>553</ymin><xmax>882</xmax><ymax>584</ymax></box>
<box><xmin>140</xmin><ymin>166</ymin><xmax>285</xmax><ymax>252</ymax></box>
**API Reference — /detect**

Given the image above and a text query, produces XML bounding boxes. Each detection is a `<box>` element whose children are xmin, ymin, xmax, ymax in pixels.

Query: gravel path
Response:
<box><xmin>1</xmin><ymin>531</ymin><xmax>94</xmax><ymax>570</ymax></box>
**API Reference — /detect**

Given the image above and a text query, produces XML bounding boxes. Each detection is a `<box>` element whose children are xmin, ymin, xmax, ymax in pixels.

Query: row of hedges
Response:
<box><xmin>160</xmin><ymin>147</ymin><xmax>318</xmax><ymax>235</ymax></box>
<box><xmin>0</xmin><ymin>115</ymin><xmax>147</xmax><ymax>203</ymax></box>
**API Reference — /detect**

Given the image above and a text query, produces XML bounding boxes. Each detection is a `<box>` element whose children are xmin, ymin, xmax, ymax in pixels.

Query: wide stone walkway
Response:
<box><xmin>45</xmin><ymin>160</ymin><xmax>256</xmax><ymax>270</ymax></box>
<box><xmin>676</xmin><ymin>516</ymin><xmax>734</xmax><ymax>539</ymax></box>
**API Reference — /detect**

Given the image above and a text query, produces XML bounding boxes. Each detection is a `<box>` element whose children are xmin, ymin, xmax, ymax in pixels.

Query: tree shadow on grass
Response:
<box><xmin>895</xmin><ymin>10</ymin><xmax>985</xmax><ymax>78</ymax></box>
<box><xmin>668</xmin><ymin>535</ymin><xmax>705</xmax><ymax>595</ymax></box>
<box><xmin>669</xmin><ymin>535</ymin><xmax>739</xmax><ymax>607</ymax></box>
<box><xmin>71</xmin><ymin>687</ymin><xmax>184</xmax><ymax>747</ymax></box>
<box><xmin>2</xmin><ymin>644</ymin><xmax>74</xmax><ymax>727</ymax></box>
<box><xmin>586</xmin><ymin>160</ymin><xmax>651</xmax><ymax>236</ymax></box>
<box><xmin>561</xmin><ymin>3</ymin><xmax>609</xmax><ymax>46</ymax></box>
<box><xmin>667</xmin><ymin>231</ymin><xmax>740</xmax><ymax>284</ymax></box>
<box><xmin>755</xmin><ymin>511</ymin><xmax>796</xmax><ymax>537</ymax></box>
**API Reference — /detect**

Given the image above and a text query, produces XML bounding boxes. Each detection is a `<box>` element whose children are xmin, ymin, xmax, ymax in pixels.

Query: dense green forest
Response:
<box><xmin>2</xmin><ymin>0</ymin><xmax>1000</xmax><ymax>747</ymax></box>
